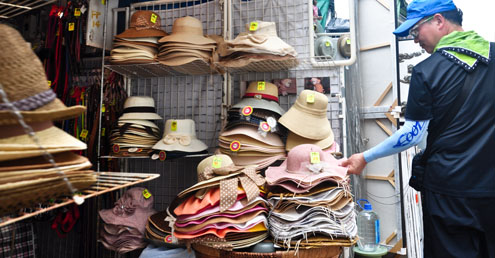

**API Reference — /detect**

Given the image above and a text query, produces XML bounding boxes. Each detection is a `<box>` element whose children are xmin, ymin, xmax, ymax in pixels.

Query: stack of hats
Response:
<box><xmin>145</xmin><ymin>207</ymin><xmax>182</xmax><ymax>247</ymax></box>
<box><xmin>218</xmin><ymin>81</ymin><xmax>286</xmax><ymax>169</ymax></box>
<box><xmin>110</xmin><ymin>96</ymin><xmax>162</xmax><ymax>157</ymax></box>
<box><xmin>99</xmin><ymin>187</ymin><xmax>157</xmax><ymax>253</ymax></box>
<box><xmin>217</xmin><ymin>21</ymin><xmax>298</xmax><ymax>70</ymax></box>
<box><xmin>111</xmin><ymin>11</ymin><xmax>167</xmax><ymax>64</ymax></box>
<box><xmin>265</xmin><ymin>144</ymin><xmax>357</xmax><ymax>249</ymax></box>
<box><xmin>157</xmin><ymin>16</ymin><xmax>218</xmax><ymax>74</ymax></box>
<box><xmin>279</xmin><ymin>90</ymin><xmax>339</xmax><ymax>153</ymax></box>
<box><xmin>167</xmin><ymin>155</ymin><xmax>269</xmax><ymax>250</ymax></box>
<box><xmin>152</xmin><ymin>119</ymin><xmax>208</xmax><ymax>159</ymax></box>
<box><xmin>0</xmin><ymin>24</ymin><xmax>96</xmax><ymax>215</ymax></box>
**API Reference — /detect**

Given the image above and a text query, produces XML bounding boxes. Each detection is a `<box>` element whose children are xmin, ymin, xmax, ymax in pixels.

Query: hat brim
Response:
<box><xmin>152</xmin><ymin>138</ymin><xmax>208</xmax><ymax>152</ymax></box>
<box><xmin>278</xmin><ymin>107</ymin><xmax>331</xmax><ymax>140</ymax></box>
<box><xmin>158</xmin><ymin>33</ymin><xmax>216</xmax><ymax>45</ymax></box>
<box><xmin>393</xmin><ymin>17</ymin><xmax>422</xmax><ymax>37</ymax></box>
<box><xmin>286</xmin><ymin>131</ymin><xmax>334</xmax><ymax>151</ymax></box>
<box><xmin>119</xmin><ymin>112</ymin><xmax>162</xmax><ymax>120</ymax></box>
<box><xmin>232</xmin><ymin>98</ymin><xmax>285</xmax><ymax>116</ymax></box>
<box><xmin>116</xmin><ymin>27</ymin><xmax>167</xmax><ymax>39</ymax></box>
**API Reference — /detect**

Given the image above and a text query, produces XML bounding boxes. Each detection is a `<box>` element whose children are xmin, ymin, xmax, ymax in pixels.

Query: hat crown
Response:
<box><xmin>245</xmin><ymin>81</ymin><xmax>278</xmax><ymax>98</ymax></box>
<box><xmin>406</xmin><ymin>0</ymin><xmax>457</xmax><ymax>19</ymax></box>
<box><xmin>286</xmin><ymin>144</ymin><xmax>331</xmax><ymax>173</ymax></box>
<box><xmin>295</xmin><ymin>90</ymin><xmax>328</xmax><ymax>115</ymax></box>
<box><xmin>246</xmin><ymin>21</ymin><xmax>278</xmax><ymax>37</ymax></box>
<box><xmin>196</xmin><ymin>154</ymin><xmax>234</xmax><ymax>178</ymax></box>
<box><xmin>0</xmin><ymin>25</ymin><xmax>51</xmax><ymax>104</ymax></box>
<box><xmin>163</xmin><ymin>119</ymin><xmax>197</xmax><ymax>136</ymax></box>
<box><xmin>130</xmin><ymin>11</ymin><xmax>162</xmax><ymax>30</ymax></box>
<box><xmin>171</xmin><ymin>16</ymin><xmax>204</xmax><ymax>36</ymax></box>
<box><xmin>123</xmin><ymin>96</ymin><xmax>156</xmax><ymax>108</ymax></box>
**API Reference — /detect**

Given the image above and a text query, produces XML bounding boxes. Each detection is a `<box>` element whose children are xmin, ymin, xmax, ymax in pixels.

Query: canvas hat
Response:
<box><xmin>232</xmin><ymin>81</ymin><xmax>285</xmax><ymax>116</ymax></box>
<box><xmin>278</xmin><ymin>90</ymin><xmax>332</xmax><ymax>140</ymax></box>
<box><xmin>393</xmin><ymin>0</ymin><xmax>457</xmax><ymax>37</ymax></box>
<box><xmin>158</xmin><ymin>16</ymin><xmax>215</xmax><ymax>45</ymax></box>
<box><xmin>285</xmin><ymin>131</ymin><xmax>334</xmax><ymax>151</ymax></box>
<box><xmin>220</xmin><ymin>126</ymin><xmax>284</xmax><ymax>148</ymax></box>
<box><xmin>118</xmin><ymin>96</ymin><xmax>162</xmax><ymax>120</ymax></box>
<box><xmin>0</xmin><ymin>24</ymin><xmax>85</xmax><ymax>125</ymax></box>
<box><xmin>99</xmin><ymin>187</ymin><xmax>157</xmax><ymax>234</ymax></box>
<box><xmin>116</xmin><ymin>11</ymin><xmax>168</xmax><ymax>39</ymax></box>
<box><xmin>152</xmin><ymin>119</ymin><xmax>207</xmax><ymax>152</ymax></box>
<box><xmin>265</xmin><ymin>144</ymin><xmax>347</xmax><ymax>186</ymax></box>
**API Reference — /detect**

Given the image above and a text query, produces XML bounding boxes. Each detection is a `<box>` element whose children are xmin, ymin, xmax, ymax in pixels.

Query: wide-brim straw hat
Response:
<box><xmin>0</xmin><ymin>124</ymin><xmax>86</xmax><ymax>162</ymax></box>
<box><xmin>116</xmin><ymin>11</ymin><xmax>168</xmax><ymax>39</ymax></box>
<box><xmin>152</xmin><ymin>119</ymin><xmax>208</xmax><ymax>152</ymax></box>
<box><xmin>158</xmin><ymin>16</ymin><xmax>215</xmax><ymax>45</ymax></box>
<box><xmin>285</xmin><ymin>130</ymin><xmax>334</xmax><ymax>151</ymax></box>
<box><xmin>278</xmin><ymin>90</ymin><xmax>331</xmax><ymax>140</ymax></box>
<box><xmin>0</xmin><ymin>24</ymin><xmax>85</xmax><ymax>125</ymax></box>
<box><xmin>119</xmin><ymin>96</ymin><xmax>162</xmax><ymax>120</ymax></box>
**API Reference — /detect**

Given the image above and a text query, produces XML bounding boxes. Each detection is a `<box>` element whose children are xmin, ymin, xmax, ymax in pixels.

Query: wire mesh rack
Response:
<box><xmin>0</xmin><ymin>0</ymin><xmax>55</xmax><ymax>19</ymax></box>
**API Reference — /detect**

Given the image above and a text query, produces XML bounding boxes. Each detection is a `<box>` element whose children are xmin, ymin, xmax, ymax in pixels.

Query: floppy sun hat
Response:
<box><xmin>158</xmin><ymin>16</ymin><xmax>215</xmax><ymax>45</ymax></box>
<box><xmin>0</xmin><ymin>24</ymin><xmax>85</xmax><ymax>125</ymax></box>
<box><xmin>116</xmin><ymin>11</ymin><xmax>168</xmax><ymax>39</ymax></box>
<box><xmin>393</xmin><ymin>0</ymin><xmax>457</xmax><ymax>37</ymax></box>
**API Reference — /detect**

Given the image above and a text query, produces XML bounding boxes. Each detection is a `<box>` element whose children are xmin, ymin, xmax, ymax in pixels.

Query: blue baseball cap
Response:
<box><xmin>393</xmin><ymin>0</ymin><xmax>457</xmax><ymax>37</ymax></box>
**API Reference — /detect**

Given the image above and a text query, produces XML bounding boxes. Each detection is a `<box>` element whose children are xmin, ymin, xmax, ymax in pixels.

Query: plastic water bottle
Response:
<box><xmin>357</xmin><ymin>199</ymin><xmax>380</xmax><ymax>252</ymax></box>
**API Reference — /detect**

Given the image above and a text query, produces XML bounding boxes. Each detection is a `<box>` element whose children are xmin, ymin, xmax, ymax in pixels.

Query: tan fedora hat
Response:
<box><xmin>158</xmin><ymin>16</ymin><xmax>216</xmax><ymax>45</ymax></box>
<box><xmin>0</xmin><ymin>24</ymin><xmax>85</xmax><ymax>125</ymax></box>
<box><xmin>278</xmin><ymin>90</ymin><xmax>332</xmax><ymax>140</ymax></box>
<box><xmin>116</xmin><ymin>11</ymin><xmax>168</xmax><ymax>39</ymax></box>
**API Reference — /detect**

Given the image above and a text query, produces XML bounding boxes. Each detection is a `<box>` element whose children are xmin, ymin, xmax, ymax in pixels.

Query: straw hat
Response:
<box><xmin>152</xmin><ymin>119</ymin><xmax>208</xmax><ymax>152</ymax></box>
<box><xmin>119</xmin><ymin>96</ymin><xmax>162</xmax><ymax>120</ymax></box>
<box><xmin>116</xmin><ymin>11</ymin><xmax>167</xmax><ymax>39</ymax></box>
<box><xmin>278</xmin><ymin>90</ymin><xmax>332</xmax><ymax>140</ymax></box>
<box><xmin>0</xmin><ymin>24</ymin><xmax>85</xmax><ymax>125</ymax></box>
<box><xmin>232</xmin><ymin>81</ymin><xmax>285</xmax><ymax>116</ymax></box>
<box><xmin>158</xmin><ymin>16</ymin><xmax>215</xmax><ymax>45</ymax></box>
<box><xmin>285</xmin><ymin>131</ymin><xmax>334</xmax><ymax>151</ymax></box>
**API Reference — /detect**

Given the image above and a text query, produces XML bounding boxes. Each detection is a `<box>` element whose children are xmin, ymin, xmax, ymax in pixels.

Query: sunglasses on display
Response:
<box><xmin>410</xmin><ymin>16</ymin><xmax>434</xmax><ymax>38</ymax></box>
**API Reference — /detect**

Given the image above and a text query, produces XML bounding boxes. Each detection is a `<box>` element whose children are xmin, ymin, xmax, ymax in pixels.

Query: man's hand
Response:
<box><xmin>338</xmin><ymin>153</ymin><xmax>367</xmax><ymax>175</ymax></box>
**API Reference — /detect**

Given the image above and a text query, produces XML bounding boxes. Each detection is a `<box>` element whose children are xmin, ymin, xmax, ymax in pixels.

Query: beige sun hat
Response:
<box><xmin>232</xmin><ymin>81</ymin><xmax>285</xmax><ymax>116</ymax></box>
<box><xmin>278</xmin><ymin>90</ymin><xmax>332</xmax><ymax>140</ymax></box>
<box><xmin>116</xmin><ymin>11</ymin><xmax>168</xmax><ymax>39</ymax></box>
<box><xmin>152</xmin><ymin>119</ymin><xmax>208</xmax><ymax>152</ymax></box>
<box><xmin>119</xmin><ymin>96</ymin><xmax>162</xmax><ymax>120</ymax></box>
<box><xmin>158</xmin><ymin>16</ymin><xmax>216</xmax><ymax>45</ymax></box>
<box><xmin>285</xmin><ymin>130</ymin><xmax>334</xmax><ymax>151</ymax></box>
<box><xmin>0</xmin><ymin>24</ymin><xmax>85</xmax><ymax>125</ymax></box>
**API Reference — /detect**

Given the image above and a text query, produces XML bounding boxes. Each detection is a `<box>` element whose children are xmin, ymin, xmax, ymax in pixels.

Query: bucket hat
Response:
<box><xmin>116</xmin><ymin>11</ymin><xmax>168</xmax><ymax>39</ymax></box>
<box><xmin>158</xmin><ymin>16</ymin><xmax>215</xmax><ymax>45</ymax></box>
<box><xmin>278</xmin><ymin>90</ymin><xmax>332</xmax><ymax>140</ymax></box>
<box><xmin>152</xmin><ymin>119</ymin><xmax>208</xmax><ymax>152</ymax></box>
<box><xmin>232</xmin><ymin>81</ymin><xmax>285</xmax><ymax>116</ymax></box>
<box><xmin>0</xmin><ymin>24</ymin><xmax>85</xmax><ymax>125</ymax></box>
<box><xmin>99</xmin><ymin>187</ymin><xmax>157</xmax><ymax>234</ymax></box>
<box><xmin>393</xmin><ymin>0</ymin><xmax>457</xmax><ymax>37</ymax></box>
<box><xmin>118</xmin><ymin>96</ymin><xmax>162</xmax><ymax>120</ymax></box>
<box><xmin>265</xmin><ymin>144</ymin><xmax>347</xmax><ymax>186</ymax></box>
<box><xmin>285</xmin><ymin>131</ymin><xmax>334</xmax><ymax>151</ymax></box>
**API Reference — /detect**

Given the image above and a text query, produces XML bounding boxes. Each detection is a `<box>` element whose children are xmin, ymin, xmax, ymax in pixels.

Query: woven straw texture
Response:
<box><xmin>193</xmin><ymin>244</ymin><xmax>342</xmax><ymax>258</ymax></box>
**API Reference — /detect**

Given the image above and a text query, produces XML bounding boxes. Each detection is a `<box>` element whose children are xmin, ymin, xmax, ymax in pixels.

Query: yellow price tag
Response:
<box><xmin>68</xmin><ymin>23</ymin><xmax>75</xmax><ymax>31</ymax></box>
<box><xmin>74</xmin><ymin>8</ymin><xmax>81</xmax><ymax>17</ymax></box>
<box><xmin>101</xmin><ymin>104</ymin><xmax>106</xmax><ymax>113</ymax></box>
<box><xmin>80</xmin><ymin>129</ymin><xmax>88</xmax><ymax>139</ymax></box>
<box><xmin>101</xmin><ymin>0</ymin><xmax>105</xmax><ymax>5</ymax></box>
<box><xmin>249</xmin><ymin>22</ymin><xmax>259</xmax><ymax>31</ymax></box>
<box><xmin>325</xmin><ymin>41</ymin><xmax>330</xmax><ymax>47</ymax></box>
<box><xmin>306</xmin><ymin>93</ymin><xmax>315</xmax><ymax>103</ymax></box>
<box><xmin>310</xmin><ymin>152</ymin><xmax>320</xmax><ymax>164</ymax></box>
<box><xmin>346</xmin><ymin>38</ymin><xmax>351</xmax><ymax>44</ymax></box>
<box><xmin>101</xmin><ymin>127</ymin><xmax>106</xmax><ymax>136</ymax></box>
<box><xmin>257</xmin><ymin>81</ymin><xmax>265</xmax><ymax>91</ymax></box>
<box><xmin>150</xmin><ymin>14</ymin><xmax>157</xmax><ymax>23</ymax></box>
<box><xmin>171</xmin><ymin>121</ymin><xmax>177</xmax><ymax>131</ymax></box>
<box><xmin>47</xmin><ymin>80</ymin><xmax>51</xmax><ymax>87</ymax></box>
<box><xmin>212</xmin><ymin>156</ymin><xmax>222</xmax><ymax>168</ymax></box>
<box><xmin>142</xmin><ymin>189</ymin><xmax>152</xmax><ymax>199</ymax></box>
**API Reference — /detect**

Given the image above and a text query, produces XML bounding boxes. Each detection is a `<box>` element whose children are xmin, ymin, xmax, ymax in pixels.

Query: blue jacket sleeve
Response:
<box><xmin>363</xmin><ymin>120</ymin><xmax>429</xmax><ymax>163</ymax></box>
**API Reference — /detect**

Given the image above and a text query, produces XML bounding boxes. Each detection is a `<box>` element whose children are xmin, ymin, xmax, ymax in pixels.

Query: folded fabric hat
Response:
<box><xmin>278</xmin><ymin>90</ymin><xmax>332</xmax><ymax>140</ymax></box>
<box><xmin>158</xmin><ymin>16</ymin><xmax>215</xmax><ymax>45</ymax></box>
<box><xmin>265</xmin><ymin>144</ymin><xmax>347</xmax><ymax>187</ymax></box>
<box><xmin>232</xmin><ymin>81</ymin><xmax>285</xmax><ymax>116</ymax></box>
<box><xmin>219</xmin><ymin>126</ymin><xmax>285</xmax><ymax>148</ymax></box>
<box><xmin>99</xmin><ymin>187</ymin><xmax>157</xmax><ymax>234</ymax></box>
<box><xmin>152</xmin><ymin>119</ymin><xmax>208</xmax><ymax>152</ymax></box>
<box><xmin>0</xmin><ymin>122</ymin><xmax>86</xmax><ymax>162</ymax></box>
<box><xmin>116</xmin><ymin>11</ymin><xmax>167</xmax><ymax>39</ymax></box>
<box><xmin>0</xmin><ymin>24</ymin><xmax>85</xmax><ymax>125</ymax></box>
<box><xmin>119</xmin><ymin>96</ymin><xmax>162</xmax><ymax>120</ymax></box>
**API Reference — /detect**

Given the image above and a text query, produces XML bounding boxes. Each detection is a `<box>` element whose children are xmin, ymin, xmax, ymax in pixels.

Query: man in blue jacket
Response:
<box><xmin>340</xmin><ymin>0</ymin><xmax>495</xmax><ymax>256</ymax></box>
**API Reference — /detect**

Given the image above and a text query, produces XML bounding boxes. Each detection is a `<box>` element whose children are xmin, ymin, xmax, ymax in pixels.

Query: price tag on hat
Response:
<box><xmin>47</xmin><ymin>80</ymin><xmax>51</xmax><ymax>87</ymax></box>
<box><xmin>230</xmin><ymin>141</ymin><xmax>241</xmax><ymax>152</ymax></box>
<box><xmin>159</xmin><ymin>150</ymin><xmax>166</xmax><ymax>161</ymax></box>
<box><xmin>257</xmin><ymin>81</ymin><xmax>265</xmax><ymax>91</ymax></box>
<box><xmin>310</xmin><ymin>152</ymin><xmax>320</xmax><ymax>164</ymax></box>
<box><xmin>171</xmin><ymin>121</ymin><xmax>177</xmax><ymax>131</ymax></box>
<box><xmin>112</xmin><ymin>144</ymin><xmax>120</xmax><ymax>153</ymax></box>
<box><xmin>102</xmin><ymin>127</ymin><xmax>106</xmax><ymax>136</ymax></box>
<box><xmin>142</xmin><ymin>189</ymin><xmax>152</xmax><ymax>199</ymax></box>
<box><xmin>74</xmin><ymin>8</ymin><xmax>81</xmax><ymax>17</ymax></box>
<box><xmin>346</xmin><ymin>38</ymin><xmax>351</xmax><ymax>44</ymax></box>
<box><xmin>150</xmin><ymin>13</ymin><xmax>157</xmax><ymax>24</ymax></box>
<box><xmin>68</xmin><ymin>23</ymin><xmax>75</xmax><ymax>31</ymax></box>
<box><xmin>306</xmin><ymin>93</ymin><xmax>315</xmax><ymax>103</ymax></box>
<box><xmin>325</xmin><ymin>41</ymin><xmax>330</xmax><ymax>47</ymax></box>
<box><xmin>80</xmin><ymin>129</ymin><xmax>88</xmax><ymax>139</ymax></box>
<box><xmin>249</xmin><ymin>22</ymin><xmax>259</xmax><ymax>31</ymax></box>
<box><xmin>212</xmin><ymin>156</ymin><xmax>222</xmax><ymax>168</ymax></box>
<box><xmin>260</xmin><ymin>122</ymin><xmax>270</xmax><ymax>132</ymax></box>
<box><xmin>241</xmin><ymin>106</ymin><xmax>253</xmax><ymax>116</ymax></box>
